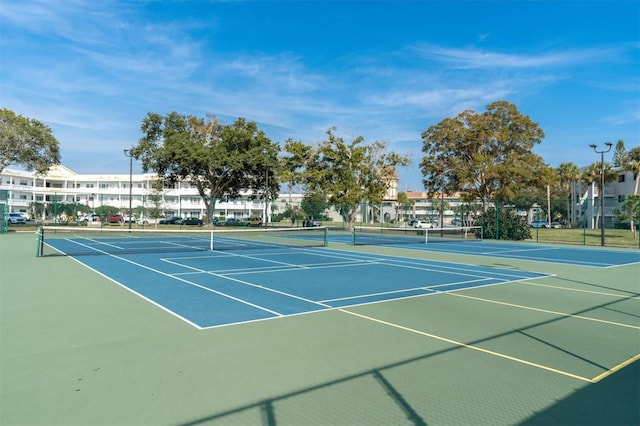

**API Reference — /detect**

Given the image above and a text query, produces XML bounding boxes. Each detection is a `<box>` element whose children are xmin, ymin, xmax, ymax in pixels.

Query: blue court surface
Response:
<box><xmin>329</xmin><ymin>232</ymin><xmax>640</xmax><ymax>267</ymax></box>
<box><xmin>68</xmin><ymin>247</ymin><xmax>549</xmax><ymax>329</ymax></box>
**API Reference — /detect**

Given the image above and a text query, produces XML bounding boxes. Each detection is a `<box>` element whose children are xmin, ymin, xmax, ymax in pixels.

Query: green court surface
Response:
<box><xmin>1</xmin><ymin>231</ymin><xmax>638</xmax><ymax>425</ymax></box>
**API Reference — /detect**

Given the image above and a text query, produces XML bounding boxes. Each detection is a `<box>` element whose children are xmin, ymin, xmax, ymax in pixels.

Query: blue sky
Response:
<box><xmin>2</xmin><ymin>0</ymin><xmax>639</xmax><ymax>191</ymax></box>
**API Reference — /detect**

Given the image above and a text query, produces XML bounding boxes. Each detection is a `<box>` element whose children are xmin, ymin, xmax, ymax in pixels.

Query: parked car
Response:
<box><xmin>123</xmin><ymin>215</ymin><xmax>137</xmax><ymax>223</ymax></box>
<box><xmin>123</xmin><ymin>215</ymin><xmax>149</xmax><ymax>225</ymax></box>
<box><xmin>159</xmin><ymin>216</ymin><xmax>183</xmax><ymax>225</ymax></box>
<box><xmin>108</xmin><ymin>214</ymin><xmax>124</xmax><ymax>224</ymax></box>
<box><xmin>303</xmin><ymin>218</ymin><xmax>322</xmax><ymax>227</ymax></box>
<box><xmin>414</xmin><ymin>220</ymin><xmax>434</xmax><ymax>229</ymax></box>
<box><xmin>7</xmin><ymin>212</ymin><xmax>27</xmax><ymax>224</ymax></box>
<box><xmin>158</xmin><ymin>216</ymin><xmax>182</xmax><ymax>225</ymax></box>
<box><xmin>529</xmin><ymin>220</ymin><xmax>549</xmax><ymax>228</ymax></box>
<box><xmin>550</xmin><ymin>222</ymin><xmax>562</xmax><ymax>229</ymax></box>
<box><xmin>242</xmin><ymin>216</ymin><xmax>262</xmax><ymax>227</ymax></box>
<box><xmin>217</xmin><ymin>218</ymin><xmax>241</xmax><ymax>226</ymax></box>
<box><xmin>80</xmin><ymin>213</ymin><xmax>101</xmax><ymax>223</ymax></box>
<box><xmin>407</xmin><ymin>219</ymin><xmax>418</xmax><ymax>227</ymax></box>
<box><xmin>451</xmin><ymin>218</ymin><xmax>463</xmax><ymax>226</ymax></box>
<box><xmin>182</xmin><ymin>217</ymin><xmax>203</xmax><ymax>226</ymax></box>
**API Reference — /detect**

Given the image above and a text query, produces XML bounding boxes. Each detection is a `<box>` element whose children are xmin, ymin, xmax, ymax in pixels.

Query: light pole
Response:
<box><xmin>264</xmin><ymin>167</ymin><xmax>268</xmax><ymax>228</ymax></box>
<box><xmin>123</xmin><ymin>149</ymin><xmax>133</xmax><ymax>230</ymax></box>
<box><xmin>589</xmin><ymin>142</ymin><xmax>612</xmax><ymax>246</ymax></box>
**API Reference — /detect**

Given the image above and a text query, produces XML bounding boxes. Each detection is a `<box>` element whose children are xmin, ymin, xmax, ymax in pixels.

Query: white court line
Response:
<box><xmin>65</xmin><ymin>236</ymin><xmax>124</xmax><ymax>251</ymax></box>
<box><xmin>164</xmin><ymin>248</ymin><xmax>532</xmax><ymax>282</ymax></box>
<box><xmin>66</xmin><ymin>245</ymin><xmax>551</xmax><ymax>329</ymax></box>
<box><xmin>83</xmin><ymin>251</ymin><xmax>287</xmax><ymax>317</ymax></box>
<box><xmin>295</xmin><ymin>247</ymin><xmax>549</xmax><ymax>281</ymax></box>
<box><xmin>162</xmin><ymin>254</ymin><xmax>332</xmax><ymax>309</ymax></box>
<box><xmin>320</xmin><ymin>277</ymin><xmax>495</xmax><ymax>303</ymax></box>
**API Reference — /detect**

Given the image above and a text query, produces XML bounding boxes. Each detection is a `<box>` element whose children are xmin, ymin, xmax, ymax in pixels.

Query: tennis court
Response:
<box><xmin>1</xmin><ymin>227</ymin><xmax>638</xmax><ymax>425</ymax></box>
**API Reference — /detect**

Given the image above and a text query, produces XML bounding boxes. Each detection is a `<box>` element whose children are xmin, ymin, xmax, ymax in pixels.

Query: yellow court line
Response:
<box><xmin>339</xmin><ymin>308</ymin><xmax>594</xmax><ymax>383</ymax></box>
<box><xmin>445</xmin><ymin>292</ymin><xmax>640</xmax><ymax>330</ymax></box>
<box><xmin>590</xmin><ymin>353</ymin><xmax>640</xmax><ymax>383</ymax></box>
<box><xmin>521</xmin><ymin>281</ymin><xmax>640</xmax><ymax>300</ymax></box>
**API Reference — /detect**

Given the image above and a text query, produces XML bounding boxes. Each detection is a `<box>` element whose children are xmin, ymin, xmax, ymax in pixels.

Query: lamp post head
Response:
<box><xmin>589</xmin><ymin>144</ymin><xmax>597</xmax><ymax>150</ymax></box>
<box><xmin>605</xmin><ymin>142</ymin><xmax>613</xmax><ymax>149</ymax></box>
<box><xmin>124</xmin><ymin>149</ymin><xmax>130</xmax><ymax>156</ymax></box>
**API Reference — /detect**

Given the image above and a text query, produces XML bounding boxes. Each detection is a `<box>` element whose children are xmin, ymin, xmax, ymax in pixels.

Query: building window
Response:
<box><xmin>618</xmin><ymin>195</ymin><xmax>626</xmax><ymax>203</ymax></box>
<box><xmin>618</xmin><ymin>175</ymin><xmax>625</xmax><ymax>183</ymax></box>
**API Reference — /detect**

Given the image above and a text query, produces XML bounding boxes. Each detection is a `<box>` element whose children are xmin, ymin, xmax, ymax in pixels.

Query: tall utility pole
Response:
<box><xmin>589</xmin><ymin>142</ymin><xmax>612</xmax><ymax>246</ymax></box>
<box><xmin>124</xmin><ymin>149</ymin><xmax>133</xmax><ymax>230</ymax></box>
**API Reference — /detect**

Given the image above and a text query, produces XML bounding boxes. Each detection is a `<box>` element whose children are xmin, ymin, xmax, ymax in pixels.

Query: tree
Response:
<box><xmin>623</xmin><ymin>146</ymin><xmax>640</xmax><ymax>195</ymax></box>
<box><xmin>396</xmin><ymin>191</ymin><xmax>412</xmax><ymax>221</ymax></box>
<box><xmin>614</xmin><ymin>195</ymin><xmax>639</xmax><ymax>238</ymax></box>
<box><xmin>280</xmin><ymin>138</ymin><xmax>313</xmax><ymax>192</ymax></box>
<box><xmin>556</xmin><ymin>162</ymin><xmax>581</xmax><ymax>224</ymax></box>
<box><xmin>144</xmin><ymin>179</ymin><xmax>166</xmax><ymax>226</ymax></box>
<box><xmin>0</xmin><ymin>108</ymin><xmax>61</xmax><ymax>174</ymax></box>
<box><xmin>300</xmin><ymin>191</ymin><xmax>327</xmax><ymax>222</ymax></box>
<box><xmin>474</xmin><ymin>208</ymin><xmax>531</xmax><ymax>240</ymax></box>
<box><xmin>612</xmin><ymin>139</ymin><xmax>626</xmax><ymax>167</ymax></box>
<box><xmin>581</xmin><ymin>161</ymin><xmax>617</xmax><ymax>228</ymax></box>
<box><xmin>132</xmin><ymin>113</ymin><xmax>280</xmax><ymax>225</ymax></box>
<box><xmin>420</xmin><ymin>101</ymin><xmax>548</xmax><ymax>207</ymax></box>
<box><xmin>283</xmin><ymin>127</ymin><xmax>409</xmax><ymax>230</ymax></box>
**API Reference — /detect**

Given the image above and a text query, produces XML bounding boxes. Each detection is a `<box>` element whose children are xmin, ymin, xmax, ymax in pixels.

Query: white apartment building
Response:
<box><xmin>1</xmin><ymin>164</ymin><xmax>635</xmax><ymax>227</ymax></box>
<box><xmin>0</xmin><ymin>164</ymin><xmax>303</xmax><ymax>223</ymax></box>
<box><xmin>580</xmin><ymin>167</ymin><xmax>638</xmax><ymax>228</ymax></box>
<box><xmin>403</xmin><ymin>167</ymin><xmax>638</xmax><ymax>228</ymax></box>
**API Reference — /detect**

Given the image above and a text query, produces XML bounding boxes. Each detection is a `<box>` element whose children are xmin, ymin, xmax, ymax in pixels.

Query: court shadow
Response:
<box><xmin>178</xmin><ymin>291</ymin><xmax>637</xmax><ymax>425</ymax></box>
<box><xmin>521</xmin><ymin>360</ymin><xmax>639</xmax><ymax>425</ymax></box>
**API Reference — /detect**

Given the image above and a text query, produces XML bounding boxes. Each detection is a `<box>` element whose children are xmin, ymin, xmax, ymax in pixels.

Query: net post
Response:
<box><xmin>351</xmin><ymin>227</ymin><xmax>356</xmax><ymax>245</ymax></box>
<box><xmin>323</xmin><ymin>227</ymin><xmax>328</xmax><ymax>247</ymax></box>
<box><xmin>209</xmin><ymin>229</ymin><xmax>214</xmax><ymax>251</ymax></box>
<box><xmin>36</xmin><ymin>226</ymin><xmax>43</xmax><ymax>257</ymax></box>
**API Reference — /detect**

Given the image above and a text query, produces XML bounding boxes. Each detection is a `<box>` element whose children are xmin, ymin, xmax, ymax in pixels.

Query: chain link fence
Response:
<box><xmin>15</xmin><ymin>193</ymin><xmax>640</xmax><ymax>248</ymax></box>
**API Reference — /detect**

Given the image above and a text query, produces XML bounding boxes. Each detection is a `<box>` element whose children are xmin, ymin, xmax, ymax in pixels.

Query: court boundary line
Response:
<box><xmin>62</xmin><ymin>255</ymin><xmax>204</xmax><ymax>329</ymax></box>
<box><xmin>319</xmin><ymin>277</ymin><xmax>494</xmax><ymax>304</ymax></box>
<box><xmin>78</xmin><ymin>252</ymin><xmax>293</xmax><ymax>321</ymax></box>
<box><xmin>103</xmin><ymin>247</ymin><xmax>547</xmax><ymax>329</ymax></box>
<box><xmin>341</xmin><ymin>241</ymin><xmax>639</xmax><ymax>268</ymax></box>
<box><xmin>445</xmin><ymin>292</ymin><xmax>640</xmax><ymax>330</ymax></box>
<box><xmin>162</xmin><ymin>249</ymin><xmax>544</xmax><ymax>308</ymax></box>
<box><xmin>160</xmin><ymin>254</ymin><xmax>333</xmax><ymax>311</ymax></box>
<box><xmin>339</xmin><ymin>308</ymin><xmax>595</xmax><ymax>382</ymax></box>
<box><xmin>334</xmin><ymin>266</ymin><xmax>640</xmax><ymax>383</ymax></box>
<box><xmin>303</xmin><ymin>247</ymin><xmax>552</xmax><ymax>281</ymax></box>
<box><xmin>521</xmin><ymin>281</ymin><xmax>640</xmax><ymax>299</ymax></box>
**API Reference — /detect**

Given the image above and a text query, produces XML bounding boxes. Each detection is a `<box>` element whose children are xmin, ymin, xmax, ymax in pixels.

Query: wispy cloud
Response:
<box><xmin>411</xmin><ymin>44</ymin><xmax>622</xmax><ymax>69</ymax></box>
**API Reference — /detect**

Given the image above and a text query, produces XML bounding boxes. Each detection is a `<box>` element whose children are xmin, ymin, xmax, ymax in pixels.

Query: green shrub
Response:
<box><xmin>475</xmin><ymin>208</ymin><xmax>531</xmax><ymax>240</ymax></box>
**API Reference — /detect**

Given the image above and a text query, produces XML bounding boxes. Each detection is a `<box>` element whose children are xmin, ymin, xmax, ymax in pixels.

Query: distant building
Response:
<box><xmin>0</xmin><ymin>164</ymin><xmax>299</xmax><ymax>223</ymax></box>
<box><xmin>579</xmin><ymin>167</ymin><xmax>638</xmax><ymax>228</ymax></box>
<box><xmin>4</xmin><ymin>163</ymin><xmax>633</xmax><ymax>228</ymax></box>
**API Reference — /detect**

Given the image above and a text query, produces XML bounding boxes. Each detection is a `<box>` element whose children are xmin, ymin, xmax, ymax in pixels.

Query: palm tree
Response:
<box><xmin>624</xmin><ymin>146</ymin><xmax>640</xmax><ymax>195</ymax></box>
<box><xmin>557</xmin><ymin>162</ymin><xmax>581</xmax><ymax>224</ymax></box>
<box><xmin>397</xmin><ymin>191</ymin><xmax>411</xmax><ymax>222</ymax></box>
<box><xmin>581</xmin><ymin>161</ymin><xmax>617</xmax><ymax>228</ymax></box>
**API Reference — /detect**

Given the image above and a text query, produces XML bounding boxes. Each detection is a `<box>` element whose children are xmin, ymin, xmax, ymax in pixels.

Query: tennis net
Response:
<box><xmin>36</xmin><ymin>226</ymin><xmax>328</xmax><ymax>257</ymax></box>
<box><xmin>352</xmin><ymin>226</ymin><xmax>483</xmax><ymax>246</ymax></box>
